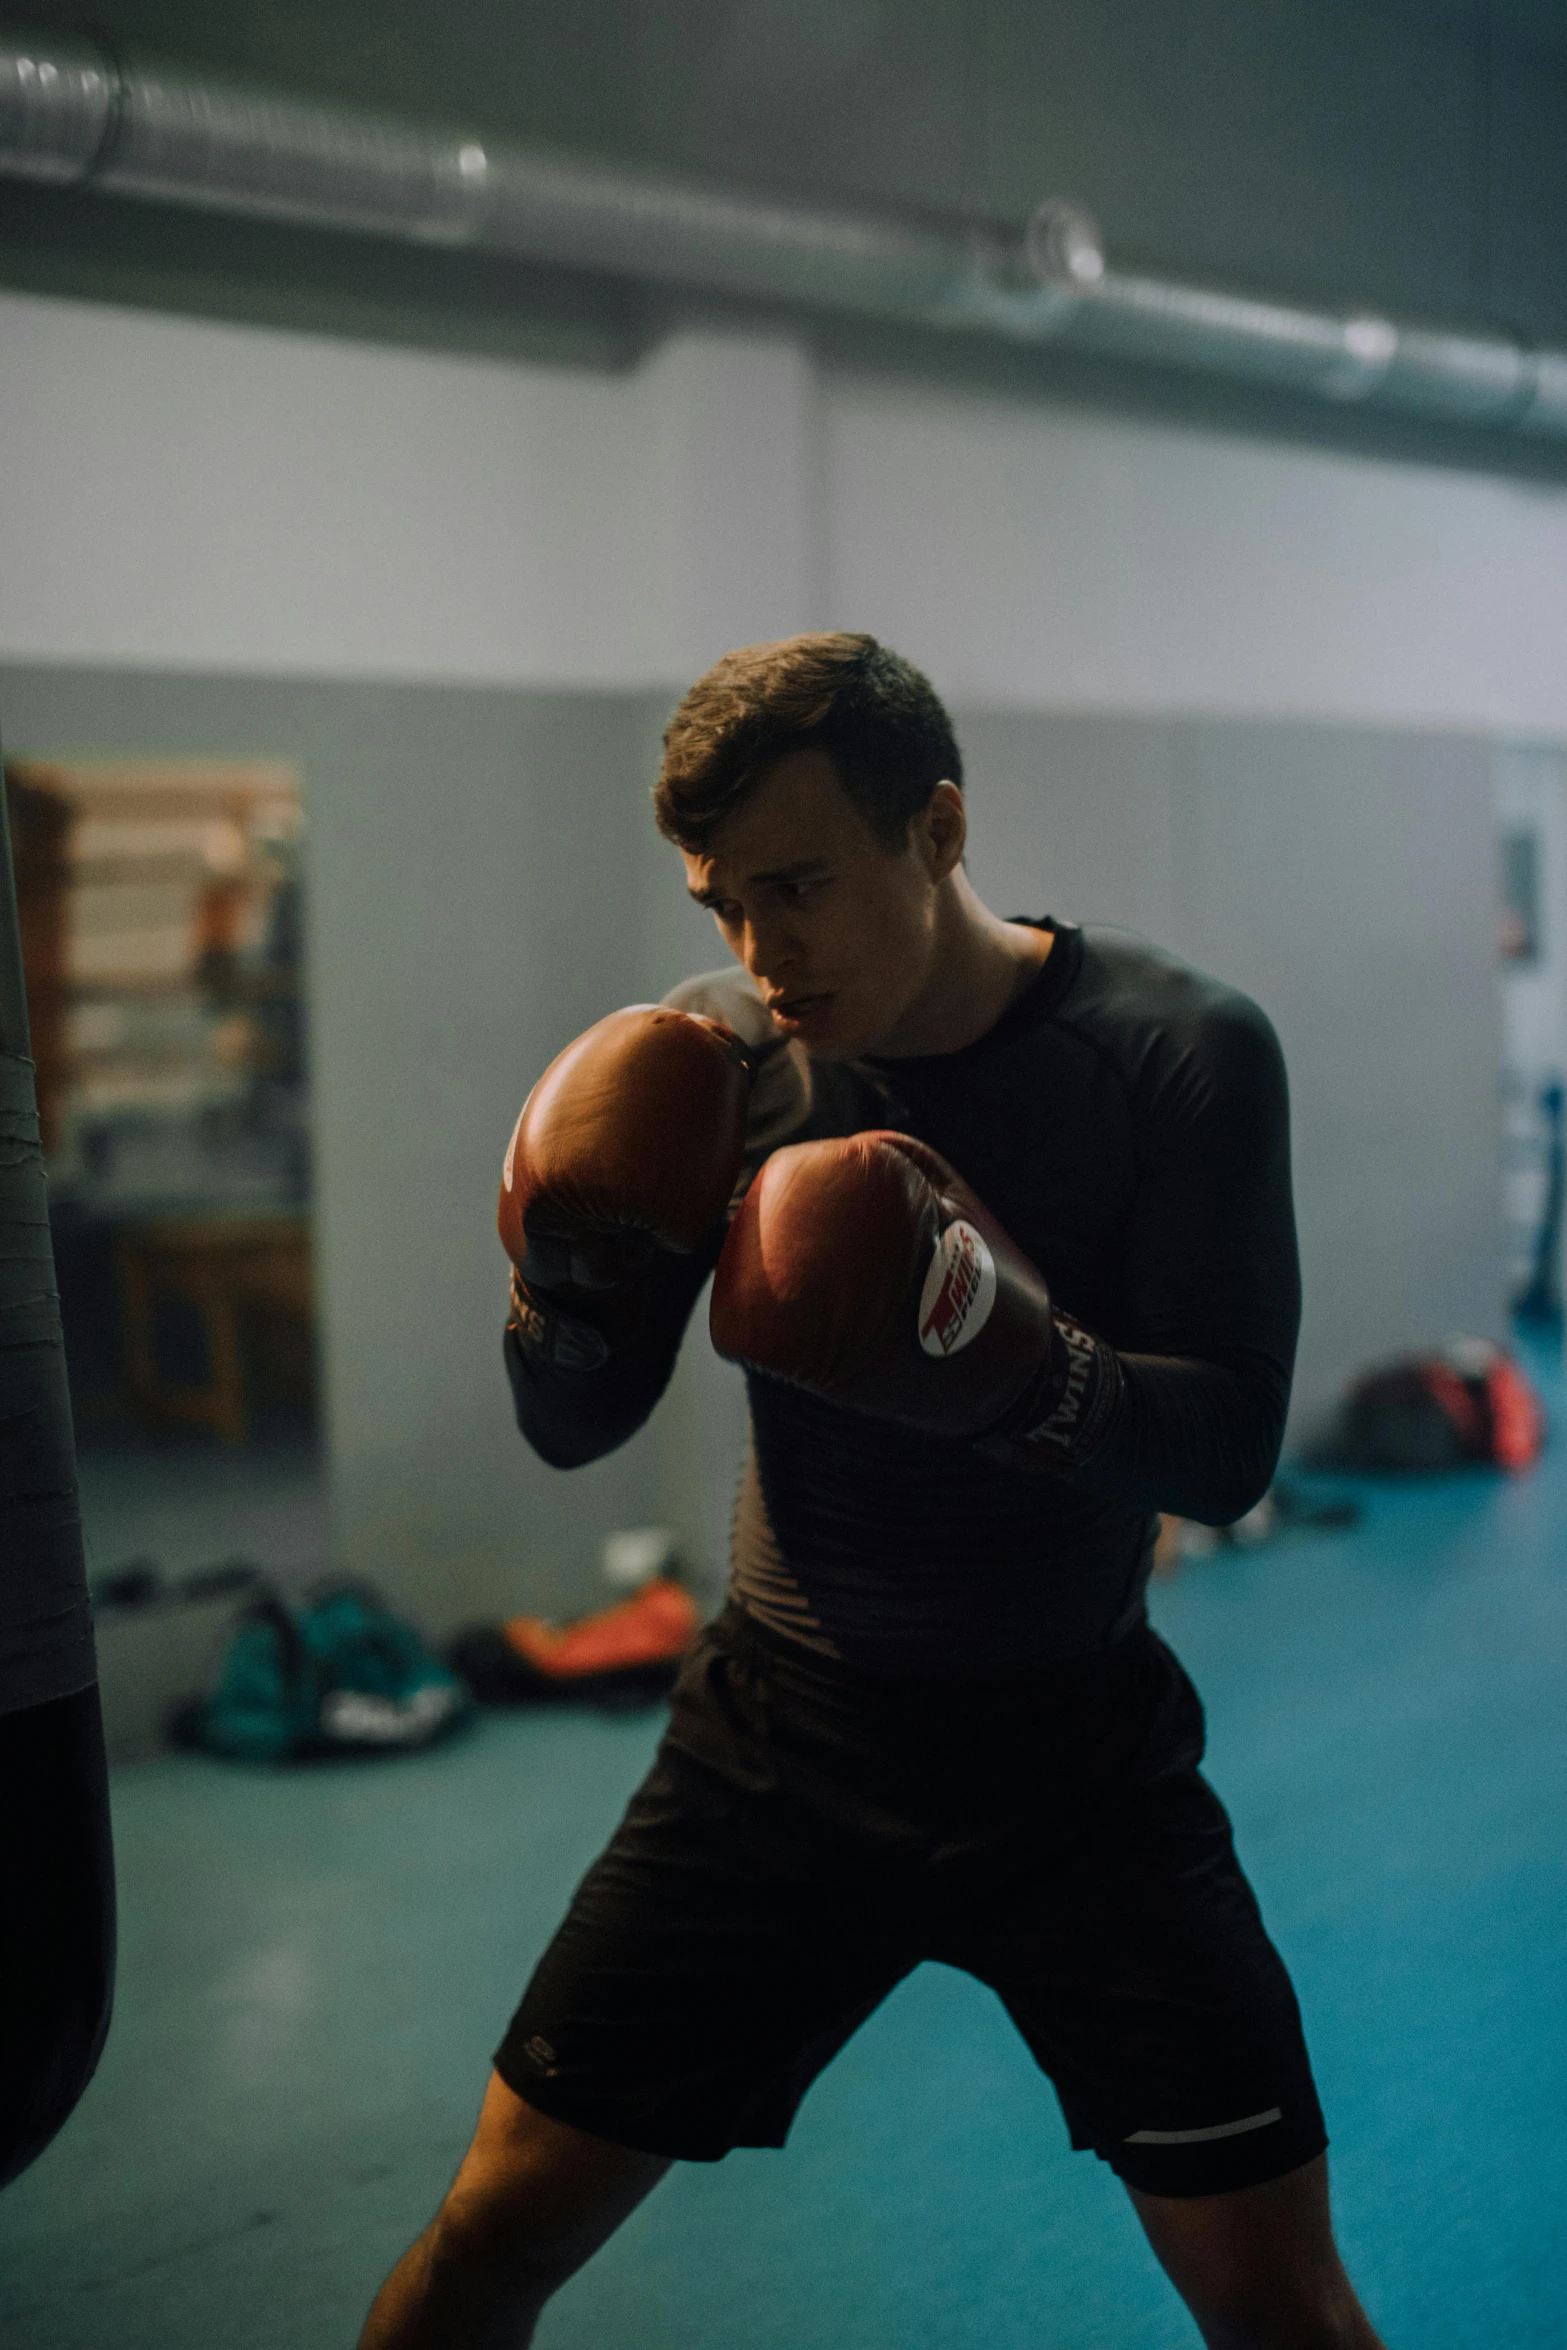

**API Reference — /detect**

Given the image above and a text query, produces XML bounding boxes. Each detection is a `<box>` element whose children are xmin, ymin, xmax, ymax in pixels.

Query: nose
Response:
<box><xmin>739</xmin><ymin>914</ymin><xmax>799</xmax><ymax>993</ymax></box>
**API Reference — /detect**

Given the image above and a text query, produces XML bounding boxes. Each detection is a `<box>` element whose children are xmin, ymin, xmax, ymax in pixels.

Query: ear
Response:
<box><xmin>915</xmin><ymin>781</ymin><xmax>967</xmax><ymax>883</ymax></box>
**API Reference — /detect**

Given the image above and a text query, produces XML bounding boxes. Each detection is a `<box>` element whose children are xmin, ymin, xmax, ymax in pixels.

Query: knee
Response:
<box><xmin>420</xmin><ymin>2070</ymin><xmax>669</xmax><ymax>2316</ymax></box>
<box><xmin>427</xmin><ymin>2175</ymin><xmax>582</xmax><ymax>2297</ymax></box>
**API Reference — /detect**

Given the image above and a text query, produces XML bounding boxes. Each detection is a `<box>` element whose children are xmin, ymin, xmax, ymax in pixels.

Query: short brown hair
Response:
<box><xmin>653</xmin><ymin>632</ymin><xmax>963</xmax><ymax>852</ymax></box>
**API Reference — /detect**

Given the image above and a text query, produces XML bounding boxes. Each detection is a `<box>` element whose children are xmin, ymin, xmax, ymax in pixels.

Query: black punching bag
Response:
<box><xmin>0</xmin><ymin>754</ymin><xmax>115</xmax><ymax>2188</ymax></box>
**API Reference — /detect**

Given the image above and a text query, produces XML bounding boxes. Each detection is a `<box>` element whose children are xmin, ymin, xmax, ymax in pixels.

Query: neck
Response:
<box><xmin>870</xmin><ymin>871</ymin><xmax>1051</xmax><ymax>1058</ymax></box>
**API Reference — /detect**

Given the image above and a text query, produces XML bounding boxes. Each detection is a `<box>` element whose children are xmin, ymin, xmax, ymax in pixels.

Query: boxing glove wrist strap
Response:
<box><xmin>508</xmin><ymin>1272</ymin><xmax>613</xmax><ymax>1377</ymax></box>
<box><xmin>977</xmin><ymin>1312</ymin><xmax>1124</xmax><ymax>1471</ymax></box>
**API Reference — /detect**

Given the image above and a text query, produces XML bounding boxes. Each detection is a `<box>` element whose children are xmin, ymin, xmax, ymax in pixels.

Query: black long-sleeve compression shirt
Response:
<box><xmin>505</xmin><ymin>922</ymin><xmax>1300</xmax><ymax>1673</ymax></box>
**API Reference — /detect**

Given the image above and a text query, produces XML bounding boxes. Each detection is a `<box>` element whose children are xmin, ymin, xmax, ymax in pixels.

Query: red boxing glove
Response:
<box><xmin>709</xmin><ymin>1130</ymin><xmax>1121</xmax><ymax>1467</ymax></box>
<box><xmin>500</xmin><ymin>1005</ymin><xmax>750</xmax><ymax>1369</ymax></box>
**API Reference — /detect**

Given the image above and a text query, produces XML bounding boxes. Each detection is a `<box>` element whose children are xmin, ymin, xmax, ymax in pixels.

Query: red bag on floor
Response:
<box><xmin>1333</xmin><ymin>1337</ymin><xmax>1544</xmax><ymax>1472</ymax></box>
<box><xmin>449</xmin><ymin>1577</ymin><xmax>700</xmax><ymax>1711</ymax></box>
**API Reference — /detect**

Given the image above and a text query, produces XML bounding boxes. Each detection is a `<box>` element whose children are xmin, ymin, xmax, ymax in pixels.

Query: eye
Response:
<box><xmin>777</xmin><ymin>878</ymin><xmax>825</xmax><ymax>906</ymax></box>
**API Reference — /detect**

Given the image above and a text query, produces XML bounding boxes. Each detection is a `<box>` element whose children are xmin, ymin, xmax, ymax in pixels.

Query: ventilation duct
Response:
<box><xmin>1026</xmin><ymin>202</ymin><xmax>1567</xmax><ymax>436</ymax></box>
<box><xmin>3</xmin><ymin>32</ymin><xmax>1565</xmax><ymax>444</ymax></box>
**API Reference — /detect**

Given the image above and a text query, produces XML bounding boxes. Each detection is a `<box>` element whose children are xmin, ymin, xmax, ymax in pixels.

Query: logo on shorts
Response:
<box><xmin>918</xmin><ymin>1220</ymin><xmax>997</xmax><ymax>1357</ymax></box>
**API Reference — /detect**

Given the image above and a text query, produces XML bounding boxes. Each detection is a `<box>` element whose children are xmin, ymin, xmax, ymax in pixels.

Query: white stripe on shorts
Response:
<box><xmin>1125</xmin><ymin>2106</ymin><xmax>1283</xmax><ymax>2146</ymax></box>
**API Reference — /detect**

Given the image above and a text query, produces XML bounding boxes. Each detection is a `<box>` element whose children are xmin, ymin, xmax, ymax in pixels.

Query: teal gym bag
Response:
<box><xmin>178</xmin><ymin>1582</ymin><xmax>471</xmax><ymax>1762</ymax></box>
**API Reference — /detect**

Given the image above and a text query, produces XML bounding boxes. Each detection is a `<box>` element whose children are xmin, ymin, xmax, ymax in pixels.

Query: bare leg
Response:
<box><xmin>1129</xmin><ymin>2154</ymin><xmax>1387</xmax><ymax>2350</ymax></box>
<box><xmin>359</xmin><ymin>2071</ymin><xmax>671</xmax><ymax>2350</ymax></box>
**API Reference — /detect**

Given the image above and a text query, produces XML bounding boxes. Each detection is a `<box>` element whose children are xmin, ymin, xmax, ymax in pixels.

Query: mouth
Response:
<box><xmin>766</xmin><ymin>991</ymin><xmax>835</xmax><ymax>1036</ymax></box>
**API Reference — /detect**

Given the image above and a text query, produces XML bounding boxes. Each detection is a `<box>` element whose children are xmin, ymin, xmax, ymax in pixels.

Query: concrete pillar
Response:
<box><xmin>644</xmin><ymin>328</ymin><xmax>824</xmax><ymax>680</ymax></box>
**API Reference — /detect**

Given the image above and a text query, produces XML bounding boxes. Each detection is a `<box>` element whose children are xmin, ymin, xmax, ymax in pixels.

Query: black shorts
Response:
<box><xmin>496</xmin><ymin>1605</ymin><xmax>1326</xmax><ymax>2197</ymax></box>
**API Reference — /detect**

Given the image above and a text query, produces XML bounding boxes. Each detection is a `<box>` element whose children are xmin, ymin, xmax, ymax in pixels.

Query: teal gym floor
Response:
<box><xmin>3</xmin><ymin>1341</ymin><xmax>1565</xmax><ymax>2349</ymax></box>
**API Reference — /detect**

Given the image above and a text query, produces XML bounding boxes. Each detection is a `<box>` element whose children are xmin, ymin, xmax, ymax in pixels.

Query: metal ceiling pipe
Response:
<box><xmin>0</xmin><ymin>33</ymin><xmax>1057</xmax><ymax>336</ymax></box>
<box><xmin>1026</xmin><ymin>201</ymin><xmax>1567</xmax><ymax>439</ymax></box>
<box><xmin>2</xmin><ymin>31</ymin><xmax>1565</xmax><ymax>444</ymax></box>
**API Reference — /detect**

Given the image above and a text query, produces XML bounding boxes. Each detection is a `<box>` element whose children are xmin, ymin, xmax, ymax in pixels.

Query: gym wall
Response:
<box><xmin>0</xmin><ymin>662</ymin><xmax>692</xmax><ymax>1627</ymax></box>
<box><xmin>1</xmin><ymin>288</ymin><xmax>1555</xmax><ymax>1624</ymax></box>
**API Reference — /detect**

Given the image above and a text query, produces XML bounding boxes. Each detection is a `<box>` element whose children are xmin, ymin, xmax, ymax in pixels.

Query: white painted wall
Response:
<box><xmin>822</xmin><ymin>369</ymin><xmax>1567</xmax><ymax>735</ymax></box>
<box><xmin>646</xmin><ymin>329</ymin><xmax>822</xmax><ymax>679</ymax></box>
<box><xmin>0</xmin><ymin>291</ymin><xmax>665</xmax><ymax>685</ymax></box>
<box><xmin>7</xmin><ymin>288</ymin><xmax>1567</xmax><ymax>737</ymax></box>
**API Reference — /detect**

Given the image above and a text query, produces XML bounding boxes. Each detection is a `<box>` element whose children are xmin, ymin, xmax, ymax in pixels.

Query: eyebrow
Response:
<box><xmin>687</xmin><ymin>857</ymin><xmax>831</xmax><ymax>907</ymax></box>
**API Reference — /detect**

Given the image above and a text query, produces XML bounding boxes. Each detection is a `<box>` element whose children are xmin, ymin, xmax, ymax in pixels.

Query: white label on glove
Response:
<box><xmin>918</xmin><ymin>1221</ymin><xmax>997</xmax><ymax>1358</ymax></box>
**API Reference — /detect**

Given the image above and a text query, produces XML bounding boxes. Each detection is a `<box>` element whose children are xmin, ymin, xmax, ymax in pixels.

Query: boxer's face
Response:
<box><xmin>682</xmin><ymin>747</ymin><xmax>963</xmax><ymax>1060</ymax></box>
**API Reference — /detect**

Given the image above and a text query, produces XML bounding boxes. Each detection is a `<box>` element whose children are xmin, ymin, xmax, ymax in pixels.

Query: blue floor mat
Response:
<box><xmin>2</xmin><ymin>1340</ymin><xmax>1563</xmax><ymax>2347</ymax></box>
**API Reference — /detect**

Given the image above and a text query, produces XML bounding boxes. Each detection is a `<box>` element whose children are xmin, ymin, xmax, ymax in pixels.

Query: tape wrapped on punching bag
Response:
<box><xmin>0</xmin><ymin>1053</ymin><xmax>97</xmax><ymax>1709</ymax></box>
<box><xmin>0</xmin><ymin>774</ymin><xmax>115</xmax><ymax>2189</ymax></box>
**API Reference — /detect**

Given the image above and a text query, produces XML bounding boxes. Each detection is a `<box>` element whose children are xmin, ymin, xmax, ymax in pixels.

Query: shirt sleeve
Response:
<box><xmin>504</xmin><ymin>1235</ymin><xmax>722</xmax><ymax>1469</ymax></box>
<box><xmin>1071</xmin><ymin>990</ymin><xmax>1301</xmax><ymax>1524</ymax></box>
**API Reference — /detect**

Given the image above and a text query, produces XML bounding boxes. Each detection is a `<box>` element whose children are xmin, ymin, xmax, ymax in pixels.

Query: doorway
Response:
<box><xmin>1496</xmin><ymin>746</ymin><xmax>1567</xmax><ymax>1340</ymax></box>
<box><xmin>5</xmin><ymin>757</ymin><xmax>327</xmax><ymax>1755</ymax></box>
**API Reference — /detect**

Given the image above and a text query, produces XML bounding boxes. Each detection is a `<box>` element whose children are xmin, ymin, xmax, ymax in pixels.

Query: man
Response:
<box><xmin>361</xmin><ymin>634</ymin><xmax>1385</xmax><ymax>2348</ymax></box>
